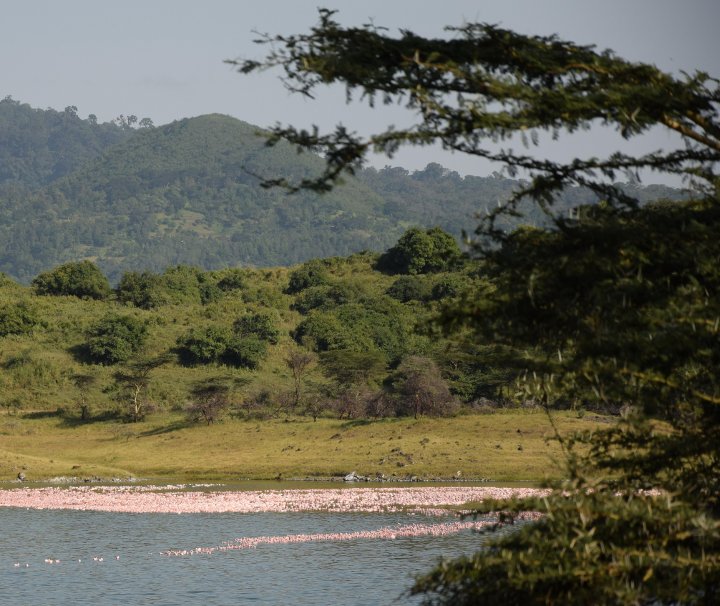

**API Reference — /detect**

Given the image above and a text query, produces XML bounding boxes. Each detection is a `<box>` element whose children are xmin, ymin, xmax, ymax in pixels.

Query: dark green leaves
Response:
<box><xmin>86</xmin><ymin>315</ymin><xmax>148</xmax><ymax>365</ymax></box>
<box><xmin>0</xmin><ymin>303</ymin><xmax>40</xmax><ymax>337</ymax></box>
<box><xmin>377</xmin><ymin>227</ymin><xmax>462</xmax><ymax>275</ymax></box>
<box><xmin>33</xmin><ymin>261</ymin><xmax>111</xmax><ymax>300</ymax></box>
<box><xmin>176</xmin><ymin>312</ymin><xmax>279</xmax><ymax>369</ymax></box>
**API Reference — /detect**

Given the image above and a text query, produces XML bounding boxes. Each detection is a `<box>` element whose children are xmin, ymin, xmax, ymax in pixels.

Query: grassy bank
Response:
<box><xmin>0</xmin><ymin>409</ymin><xmax>605</xmax><ymax>483</ymax></box>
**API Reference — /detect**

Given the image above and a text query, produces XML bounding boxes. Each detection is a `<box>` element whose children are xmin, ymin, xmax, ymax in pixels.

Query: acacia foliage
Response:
<box><xmin>239</xmin><ymin>9</ymin><xmax>720</xmax><ymax>604</ymax></box>
<box><xmin>186</xmin><ymin>379</ymin><xmax>232</xmax><ymax>425</ymax></box>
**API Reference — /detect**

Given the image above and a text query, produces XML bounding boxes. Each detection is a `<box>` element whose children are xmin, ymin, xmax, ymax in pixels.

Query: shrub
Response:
<box><xmin>86</xmin><ymin>315</ymin><xmax>148</xmax><ymax>364</ymax></box>
<box><xmin>233</xmin><ymin>311</ymin><xmax>280</xmax><ymax>344</ymax></box>
<box><xmin>390</xmin><ymin>356</ymin><xmax>457</xmax><ymax>418</ymax></box>
<box><xmin>293</xmin><ymin>310</ymin><xmax>352</xmax><ymax>351</ymax></box>
<box><xmin>186</xmin><ymin>379</ymin><xmax>231</xmax><ymax>425</ymax></box>
<box><xmin>32</xmin><ymin>260</ymin><xmax>111</xmax><ymax>300</ymax></box>
<box><xmin>223</xmin><ymin>335</ymin><xmax>267</xmax><ymax>369</ymax></box>
<box><xmin>0</xmin><ymin>303</ymin><xmax>40</xmax><ymax>337</ymax></box>
<box><xmin>118</xmin><ymin>266</ymin><xmax>221</xmax><ymax>308</ymax></box>
<box><xmin>429</xmin><ymin>274</ymin><xmax>467</xmax><ymax>300</ymax></box>
<box><xmin>176</xmin><ymin>326</ymin><xmax>231</xmax><ymax>364</ymax></box>
<box><xmin>386</xmin><ymin>275</ymin><xmax>432</xmax><ymax>302</ymax></box>
<box><xmin>176</xmin><ymin>325</ymin><xmax>269</xmax><ymax>369</ymax></box>
<box><xmin>293</xmin><ymin>282</ymin><xmax>360</xmax><ymax>313</ymax></box>
<box><xmin>159</xmin><ymin>265</ymin><xmax>205</xmax><ymax>305</ymax></box>
<box><xmin>216</xmin><ymin>269</ymin><xmax>246</xmax><ymax>291</ymax></box>
<box><xmin>116</xmin><ymin>271</ymin><xmax>166</xmax><ymax>309</ymax></box>
<box><xmin>286</xmin><ymin>259</ymin><xmax>330</xmax><ymax>294</ymax></box>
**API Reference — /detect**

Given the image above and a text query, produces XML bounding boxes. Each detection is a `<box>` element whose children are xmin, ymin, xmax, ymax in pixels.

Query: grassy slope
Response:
<box><xmin>0</xmin><ymin>410</ymin><xmax>603</xmax><ymax>482</ymax></box>
<box><xmin>0</xmin><ymin>255</ymin><xmax>608</xmax><ymax>484</ymax></box>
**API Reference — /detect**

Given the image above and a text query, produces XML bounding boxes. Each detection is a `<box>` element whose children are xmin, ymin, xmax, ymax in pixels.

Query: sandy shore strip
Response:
<box><xmin>0</xmin><ymin>485</ymin><xmax>547</xmax><ymax>514</ymax></box>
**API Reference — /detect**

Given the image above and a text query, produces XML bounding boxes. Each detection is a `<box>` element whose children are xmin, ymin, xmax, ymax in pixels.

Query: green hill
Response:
<box><xmin>0</xmin><ymin>112</ymin><xmax>398</xmax><ymax>282</ymax></box>
<box><xmin>0</xmin><ymin>101</ymin><xmax>685</xmax><ymax>283</ymax></box>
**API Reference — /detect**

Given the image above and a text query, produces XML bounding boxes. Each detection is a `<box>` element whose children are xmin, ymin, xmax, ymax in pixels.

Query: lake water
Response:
<box><xmin>1</xmin><ymin>507</ymin><xmax>492</xmax><ymax>605</ymax></box>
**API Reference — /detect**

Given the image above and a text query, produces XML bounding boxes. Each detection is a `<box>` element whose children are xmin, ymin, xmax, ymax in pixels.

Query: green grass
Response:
<box><xmin>0</xmin><ymin>410</ymin><xmax>605</xmax><ymax>483</ymax></box>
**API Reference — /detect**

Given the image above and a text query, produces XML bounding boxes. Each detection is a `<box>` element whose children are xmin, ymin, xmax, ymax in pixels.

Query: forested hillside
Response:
<box><xmin>0</xmin><ymin>96</ymin><xmax>133</xmax><ymax>187</ymax></box>
<box><xmin>0</xmin><ymin>100</ymin><xmax>684</xmax><ymax>283</ymax></box>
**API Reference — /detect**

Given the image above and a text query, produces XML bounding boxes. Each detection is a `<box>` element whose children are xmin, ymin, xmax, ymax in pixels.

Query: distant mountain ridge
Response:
<box><xmin>0</xmin><ymin>100</ymin><xmax>685</xmax><ymax>283</ymax></box>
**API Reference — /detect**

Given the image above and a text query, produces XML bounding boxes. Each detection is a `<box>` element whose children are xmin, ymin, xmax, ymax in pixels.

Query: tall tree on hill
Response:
<box><xmin>236</xmin><ymin>9</ymin><xmax>720</xmax><ymax>603</ymax></box>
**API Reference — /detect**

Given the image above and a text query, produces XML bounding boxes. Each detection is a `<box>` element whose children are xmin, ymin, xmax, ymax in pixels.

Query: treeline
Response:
<box><xmin>0</xmin><ymin>96</ymin><xmax>150</xmax><ymax>187</ymax></box>
<box><xmin>0</xmin><ymin>227</ymin><xmax>528</xmax><ymax>425</ymax></box>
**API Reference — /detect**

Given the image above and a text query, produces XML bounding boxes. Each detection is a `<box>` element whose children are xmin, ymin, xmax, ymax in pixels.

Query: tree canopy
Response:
<box><xmin>238</xmin><ymin>9</ymin><xmax>720</xmax><ymax>604</ymax></box>
<box><xmin>235</xmin><ymin>10</ymin><xmax>718</xmax><ymax>203</ymax></box>
<box><xmin>377</xmin><ymin>227</ymin><xmax>461</xmax><ymax>274</ymax></box>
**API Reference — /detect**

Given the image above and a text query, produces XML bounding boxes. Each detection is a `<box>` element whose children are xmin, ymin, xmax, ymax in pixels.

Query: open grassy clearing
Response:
<box><xmin>0</xmin><ymin>410</ymin><xmax>606</xmax><ymax>483</ymax></box>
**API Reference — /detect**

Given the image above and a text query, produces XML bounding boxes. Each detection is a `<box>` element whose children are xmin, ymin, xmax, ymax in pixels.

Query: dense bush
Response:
<box><xmin>0</xmin><ymin>303</ymin><xmax>40</xmax><ymax>337</ymax></box>
<box><xmin>116</xmin><ymin>271</ymin><xmax>166</xmax><ymax>309</ymax></box>
<box><xmin>429</xmin><ymin>273</ymin><xmax>468</xmax><ymax>300</ymax></box>
<box><xmin>161</xmin><ymin>265</ymin><xmax>204</xmax><ymax>302</ymax></box>
<box><xmin>233</xmin><ymin>311</ymin><xmax>280</xmax><ymax>344</ymax></box>
<box><xmin>176</xmin><ymin>326</ymin><xmax>231</xmax><ymax>364</ymax></box>
<box><xmin>32</xmin><ymin>260</ymin><xmax>111</xmax><ymax>300</ymax></box>
<box><xmin>292</xmin><ymin>282</ymin><xmax>360</xmax><ymax>313</ymax></box>
<box><xmin>216</xmin><ymin>269</ymin><xmax>247</xmax><ymax>291</ymax></box>
<box><xmin>223</xmin><ymin>335</ymin><xmax>267</xmax><ymax>369</ymax></box>
<box><xmin>176</xmin><ymin>316</ymin><xmax>273</xmax><ymax>369</ymax></box>
<box><xmin>386</xmin><ymin>275</ymin><xmax>432</xmax><ymax>302</ymax></box>
<box><xmin>117</xmin><ymin>265</ymin><xmax>220</xmax><ymax>308</ymax></box>
<box><xmin>198</xmin><ymin>281</ymin><xmax>222</xmax><ymax>305</ymax></box>
<box><xmin>293</xmin><ymin>311</ymin><xmax>351</xmax><ymax>351</ymax></box>
<box><xmin>286</xmin><ymin>259</ymin><xmax>330</xmax><ymax>294</ymax></box>
<box><xmin>295</xmin><ymin>297</ymin><xmax>413</xmax><ymax>362</ymax></box>
<box><xmin>86</xmin><ymin>315</ymin><xmax>148</xmax><ymax>364</ymax></box>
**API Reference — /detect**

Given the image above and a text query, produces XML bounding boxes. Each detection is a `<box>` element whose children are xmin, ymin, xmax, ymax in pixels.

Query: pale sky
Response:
<box><xmin>2</xmin><ymin>0</ymin><xmax>718</xmax><ymax>182</ymax></box>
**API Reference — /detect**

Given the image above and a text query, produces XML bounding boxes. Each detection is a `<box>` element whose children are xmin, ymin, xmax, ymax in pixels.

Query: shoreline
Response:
<box><xmin>0</xmin><ymin>473</ymin><xmax>541</xmax><ymax>486</ymax></box>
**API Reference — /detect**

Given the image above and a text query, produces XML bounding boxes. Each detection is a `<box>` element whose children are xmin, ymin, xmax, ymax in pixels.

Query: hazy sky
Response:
<box><xmin>3</xmin><ymin>0</ymin><xmax>718</xmax><ymax>181</ymax></box>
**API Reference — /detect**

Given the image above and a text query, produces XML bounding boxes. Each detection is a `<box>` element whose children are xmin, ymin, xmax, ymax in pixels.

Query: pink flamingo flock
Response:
<box><xmin>161</xmin><ymin>515</ymin><xmax>542</xmax><ymax>557</ymax></box>
<box><xmin>1</xmin><ymin>485</ymin><xmax>546</xmax><ymax>560</ymax></box>
<box><xmin>0</xmin><ymin>485</ymin><xmax>546</xmax><ymax>514</ymax></box>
